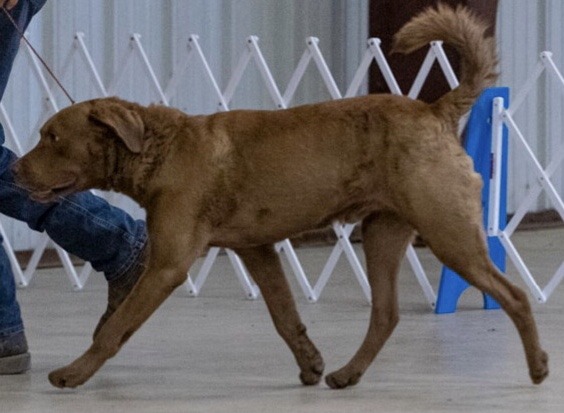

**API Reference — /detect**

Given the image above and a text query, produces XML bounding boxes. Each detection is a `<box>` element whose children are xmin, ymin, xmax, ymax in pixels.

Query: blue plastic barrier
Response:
<box><xmin>435</xmin><ymin>87</ymin><xmax>509</xmax><ymax>314</ymax></box>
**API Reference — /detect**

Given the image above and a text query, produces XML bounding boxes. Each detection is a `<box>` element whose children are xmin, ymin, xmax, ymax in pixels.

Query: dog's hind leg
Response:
<box><xmin>325</xmin><ymin>212</ymin><xmax>414</xmax><ymax>389</ymax></box>
<box><xmin>235</xmin><ymin>244</ymin><xmax>325</xmax><ymax>385</ymax></box>
<box><xmin>406</xmin><ymin>161</ymin><xmax>549</xmax><ymax>385</ymax></box>
<box><xmin>419</xmin><ymin>216</ymin><xmax>549</xmax><ymax>385</ymax></box>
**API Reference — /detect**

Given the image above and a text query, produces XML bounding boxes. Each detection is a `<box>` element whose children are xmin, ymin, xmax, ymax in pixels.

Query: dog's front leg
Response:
<box><xmin>235</xmin><ymin>245</ymin><xmax>324</xmax><ymax>385</ymax></box>
<box><xmin>48</xmin><ymin>212</ymin><xmax>208</xmax><ymax>389</ymax></box>
<box><xmin>48</xmin><ymin>266</ymin><xmax>191</xmax><ymax>388</ymax></box>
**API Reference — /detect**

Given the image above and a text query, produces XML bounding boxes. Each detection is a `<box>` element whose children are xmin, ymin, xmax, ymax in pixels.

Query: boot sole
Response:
<box><xmin>0</xmin><ymin>352</ymin><xmax>31</xmax><ymax>374</ymax></box>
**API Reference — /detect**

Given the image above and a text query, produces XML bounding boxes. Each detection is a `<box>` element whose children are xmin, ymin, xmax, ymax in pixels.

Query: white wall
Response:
<box><xmin>497</xmin><ymin>0</ymin><xmax>564</xmax><ymax>212</ymax></box>
<box><xmin>1</xmin><ymin>0</ymin><xmax>563</xmax><ymax>251</ymax></box>
<box><xmin>37</xmin><ymin>0</ymin><xmax>368</xmax><ymax>111</ymax></box>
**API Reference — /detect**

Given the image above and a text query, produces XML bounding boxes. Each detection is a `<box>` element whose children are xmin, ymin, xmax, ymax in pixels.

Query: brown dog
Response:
<box><xmin>13</xmin><ymin>4</ymin><xmax>548</xmax><ymax>389</ymax></box>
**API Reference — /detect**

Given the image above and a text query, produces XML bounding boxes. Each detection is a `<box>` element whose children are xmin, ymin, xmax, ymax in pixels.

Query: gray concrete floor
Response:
<box><xmin>2</xmin><ymin>228</ymin><xmax>564</xmax><ymax>413</ymax></box>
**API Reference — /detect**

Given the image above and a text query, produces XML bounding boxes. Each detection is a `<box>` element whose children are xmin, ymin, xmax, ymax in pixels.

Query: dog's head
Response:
<box><xmin>12</xmin><ymin>98</ymin><xmax>145</xmax><ymax>203</ymax></box>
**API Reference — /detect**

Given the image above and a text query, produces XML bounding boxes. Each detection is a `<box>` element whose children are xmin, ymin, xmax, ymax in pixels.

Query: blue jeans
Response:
<box><xmin>0</xmin><ymin>0</ymin><xmax>147</xmax><ymax>338</ymax></box>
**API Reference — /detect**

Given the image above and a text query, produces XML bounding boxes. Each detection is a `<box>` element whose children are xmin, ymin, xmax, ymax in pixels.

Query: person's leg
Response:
<box><xmin>0</xmin><ymin>0</ymin><xmax>48</xmax><ymax>166</ymax></box>
<box><xmin>0</xmin><ymin>150</ymin><xmax>147</xmax><ymax>281</ymax></box>
<box><xmin>0</xmin><ymin>0</ymin><xmax>47</xmax><ymax>102</ymax></box>
<box><xmin>0</xmin><ymin>238</ymin><xmax>30</xmax><ymax>374</ymax></box>
<box><xmin>0</xmin><ymin>0</ymin><xmax>45</xmax><ymax>374</ymax></box>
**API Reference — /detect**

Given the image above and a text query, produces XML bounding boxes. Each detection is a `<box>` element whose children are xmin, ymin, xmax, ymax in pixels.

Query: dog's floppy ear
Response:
<box><xmin>89</xmin><ymin>102</ymin><xmax>145</xmax><ymax>153</ymax></box>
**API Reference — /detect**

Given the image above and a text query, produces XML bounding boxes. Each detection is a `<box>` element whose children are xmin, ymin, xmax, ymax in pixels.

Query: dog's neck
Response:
<box><xmin>105</xmin><ymin>122</ymin><xmax>174</xmax><ymax>205</ymax></box>
<box><xmin>103</xmin><ymin>140</ymin><xmax>141</xmax><ymax>200</ymax></box>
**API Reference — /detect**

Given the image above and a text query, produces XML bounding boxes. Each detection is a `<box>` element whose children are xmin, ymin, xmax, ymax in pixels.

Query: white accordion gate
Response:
<box><xmin>488</xmin><ymin>51</ymin><xmax>564</xmax><ymax>303</ymax></box>
<box><xmin>1</xmin><ymin>32</ymin><xmax>563</xmax><ymax>306</ymax></box>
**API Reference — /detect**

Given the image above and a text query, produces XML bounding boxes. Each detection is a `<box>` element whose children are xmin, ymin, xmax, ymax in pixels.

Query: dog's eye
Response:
<box><xmin>47</xmin><ymin>133</ymin><xmax>60</xmax><ymax>143</ymax></box>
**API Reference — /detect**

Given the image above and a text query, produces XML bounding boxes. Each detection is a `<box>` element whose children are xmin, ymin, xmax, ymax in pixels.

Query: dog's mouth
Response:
<box><xmin>29</xmin><ymin>179</ymin><xmax>79</xmax><ymax>203</ymax></box>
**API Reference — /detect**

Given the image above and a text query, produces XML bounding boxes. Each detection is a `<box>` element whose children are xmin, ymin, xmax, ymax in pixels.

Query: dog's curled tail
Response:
<box><xmin>392</xmin><ymin>3</ymin><xmax>498</xmax><ymax>127</ymax></box>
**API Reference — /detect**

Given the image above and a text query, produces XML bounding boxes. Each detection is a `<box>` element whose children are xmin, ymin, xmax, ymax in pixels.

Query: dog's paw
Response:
<box><xmin>530</xmin><ymin>350</ymin><xmax>549</xmax><ymax>385</ymax></box>
<box><xmin>325</xmin><ymin>368</ymin><xmax>362</xmax><ymax>390</ymax></box>
<box><xmin>48</xmin><ymin>365</ymin><xmax>91</xmax><ymax>389</ymax></box>
<box><xmin>299</xmin><ymin>356</ymin><xmax>325</xmax><ymax>385</ymax></box>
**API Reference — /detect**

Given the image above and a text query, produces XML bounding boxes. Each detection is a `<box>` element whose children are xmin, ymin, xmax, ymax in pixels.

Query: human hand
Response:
<box><xmin>0</xmin><ymin>0</ymin><xmax>18</xmax><ymax>10</ymax></box>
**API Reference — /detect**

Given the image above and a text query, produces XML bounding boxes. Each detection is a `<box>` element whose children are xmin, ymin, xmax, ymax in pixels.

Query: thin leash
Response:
<box><xmin>1</xmin><ymin>5</ymin><xmax>75</xmax><ymax>105</ymax></box>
